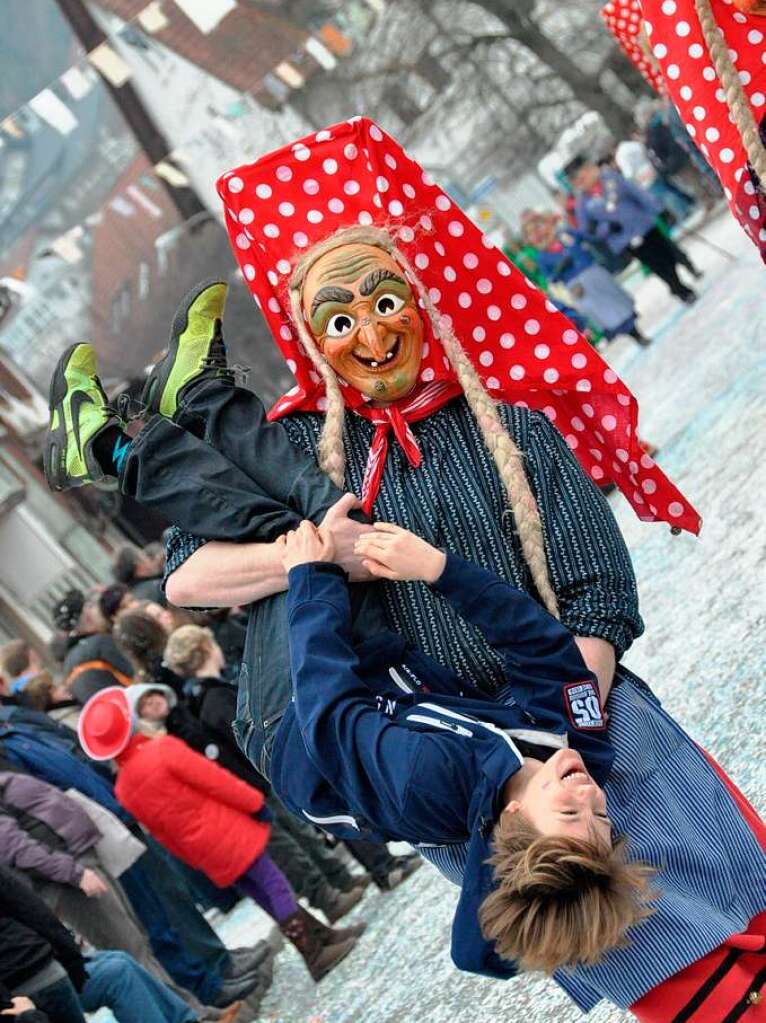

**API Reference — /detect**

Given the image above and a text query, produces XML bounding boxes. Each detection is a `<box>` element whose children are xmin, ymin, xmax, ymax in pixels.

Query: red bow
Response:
<box><xmin>355</xmin><ymin>381</ymin><xmax>462</xmax><ymax>516</ymax></box>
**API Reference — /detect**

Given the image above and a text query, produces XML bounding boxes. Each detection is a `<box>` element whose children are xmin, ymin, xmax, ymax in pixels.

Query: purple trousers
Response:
<box><xmin>235</xmin><ymin>853</ymin><xmax>298</xmax><ymax>923</ymax></box>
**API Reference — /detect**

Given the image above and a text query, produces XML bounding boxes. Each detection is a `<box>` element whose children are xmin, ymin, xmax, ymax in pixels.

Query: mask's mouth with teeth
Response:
<box><xmin>560</xmin><ymin>764</ymin><xmax>592</xmax><ymax>786</ymax></box>
<box><xmin>352</xmin><ymin>335</ymin><xmax>403</xmax><ymax>371</ymax></box>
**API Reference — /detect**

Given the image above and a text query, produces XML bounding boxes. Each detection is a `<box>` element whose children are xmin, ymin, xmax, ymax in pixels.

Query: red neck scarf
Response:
<box><xmin>354</xmin><ymin>381</ymin><xmax>463</xmax><ymax>516</ymax></box>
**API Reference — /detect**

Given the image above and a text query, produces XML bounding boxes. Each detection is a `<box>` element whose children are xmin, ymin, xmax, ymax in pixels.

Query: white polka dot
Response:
<box><xmin>238</xmin><ymin>207</ymin><xmax>255</xmax><ymax>224</ymax></box>
<box><xmin>278</xmin><ymin>201</ymin><xmax>295</xmax><ymax>217</ymax></box>
<box><xmin>435</xmin><ymin>195</ymin><xmax>451</xmax><ymax>211</ymax></box>
<box><xmin>693</xmin><ymin>105</ymin><xmax>706</xmax><ymax>121</ymax></box>
<box><xmin>476</xmin><ymin>278</ymin><xmax>492</xmax><ymax>294</ymax></box>
<box><xmin>343</xmin><ymin>180</ymin><xmax>360</xmax><ymax>196</ymax></box>
<box><xmin>263</xmin><ymin>224</ymin><xmax>279</xmax><ymax>238</ymax></box>
<box><xmin>458</xmin><ymin>292</ymin><xmax>472</xmax><ymax>308</ymax></box>
<box><xmin>434</xmin><ymin>241</ymin><xmax>445</xmax><ymax>256</ymax></box>
<box><xmin>601</xmin><ymin>414</ymin><xmax>617</xmax><ymax>431</ymax></box>
<box><xmin>497</xmin><ymin>261</ymin><xmax>511</xmax><ymax>277</ymax></box>
<box><xmin>419</xmin><ymin>215</ymin><xmax>433</xmax><ymax>232</ymax></box>
<box><xmin>510</xmin><ymin>293</ymin><xmax>527</xmax><ymax>310</ymax></box>
<box><xmin>276</xmin><ymin>259</ymin><xmax>291</xmax><ymax>274</ymax></box>
<box><xmin>276</xmin><ymin>165</ymin><xmax>292</xmax><ymax>182</ymax></box>
<box><xmin>500</xmin><ymin>333</ymin><xmax>515</xmax><ymax>349</ymax></box>
<box><xmin>486</xmin><ymin>377</ymin><xmax>500</xmax><ymax>390</ymax></box>
<box><xmin>315</xmin><ymin>130</ymin><xmax>332</xmax><ymax>142</ymax></box>
<box><xmin>571</xmin><ymin>416</ymin><xmax>585</xmax><ymax>431</ymax></box>
<box><xmin>739</xmin><ymin>70</ymin><xmax>751</xmax><ymax>86</ymax></box>
<box><xmin>534</xmin><ymin>343</ymin><xmax>550</xmax><ymax>359</ymax></box>
<box><xmin>444</xmin><ymin>266</ymin><xmax>457</xmax><ymax>282</ymax></box>
<box><xmin>388</xmin><ymin>199</ymin><xmax>404</xmax><ymax>216</ymax></box>
<box><xmin>543</xmin><ymin>368</ymin><xmax>559</xmax><ymax>384</ymax></box>
<box><xmin>653</xmin><ymin>43</ymin><xmax>668</xmax><ymax>58</ymax></box>
<box><xmin>384</xmin><ymin>154</ymin><xmax>397</xmax><ymax>170</ymax></box>
<box><xmin>264</xmin><ymin>268</ymin><xmax>276</xmax><ymax>285</ymax></box>
<box><xmin>524</xmin><ymin>319</ymin><xmax>540</xmax><ymax>335</ymax></box>
<box><xmin>590</xmin><ymin>447</ymin><xmax>603</xmax><ymax>461</ymax></box>
<box><xmin>481</xmin><ymin>234</ymin><xmax>494</xmax><ymax>249</ymax></box>
<box><xmin>661</xmin><ymin>0</ymin><xmax>676</xmax><ymax>12</ymax></box>
<box><xmin>279</xmin><ymin>325</ymin><xmax>293</xmax><ymax>342</ymax></box>
<box><xmin>752</xmin><ymin>93</ymin><xmax>766</xmax><ymax>108</ymax></box>
<box><xmin>293</xmin><ymin>232</ymin><xmax>309</xmax><ymax>247</ymax></box>
<box><xmin>227</xmin><ymin>176</ymin><xmax>244</xmax><ymax>193</ymax></box>
<box><xmin>473</xmin><ymin>326</ymin><xmax>486</xmax><ymax>342</ymax></box>
<box><xmin>705</xmin><ymin>127</ymin><xmax>720</xmax><ymax>143</ymax></box>
<box><xmin>576</xmin><ymin>379</ymin><xmax>592</xmax><ymax>392</ymax></box>
<box><xmin>448</xmin><ymin>220</ymin><xmax>464</xmax><ymax>237</ymax></box>
<box><xmin>328</xmin><ymin>198</ymin><xmax>344</xmax><ymax>213</ymax></box>
<box><xmin>720</xmin><ymin>148</ymin><xmax>735</xmax><ymax>164</ymax></box>
<box><xmin>463</xmin><ymin>253</ymin><xmax>479</xmax><ymax>269</ymax></box>
<box><xmin>307</xmin><ymin>209</ymin><xmax>323</xmax><ymax>224</ymax></box>
<box><xmin>562</xmin><ymin>328</ymin><xmax>578</xmax><ymax>345</ymax></box>
<box><xmin>680</xmin><ymin>85</ymin><xmax>693</xmax><ymax>100</ymax></box>
<box><xmin>667</xmin><ymin>63</ymin><xmax>680</xmax><ymax>79</ymax></box>
<box><xmin>267</xmin><ymin>297</ymin><xmax>280</xmax><ymax>313</ymax></box>
<box><xmin>421</xmin><ymin>367</ymin><xmax>435</xmax><ymax>382</ymax></box>
<box><xmin>641</xmin><ymin>478</ymin><xmax>657</xmax><ymax>494</ymax></box>
<box><xmin>750</xmin><ymin>205</ymin><xmax>760</xmax><ymax>220</ymax></box>
<box><xmin>293</xmin><ymin>145</ymin><xmax>311</xmax><ymax>162</ymax></box>
<box><xmin>571</xmin><ymin>352</ymin><xmax>587</xmax><ymax>369</ymax></box>
<box><xmin>372</xmin><ymin>194</ymin><xmax>382</xmax><ymax>208</ymax></box>
<box><xmin>603</xmin><ymin>368</ymin><xmax>618</xmax><ymax>384</ymax></box>
<box><xmin>344</xmin><ymin>143</ymin><xmax>358</xmax><ymax>160</ymax></box>
<box><xmin>376</xmin><ymin>176</ymin><xmax>389</xmax><ymax>193</ymax></box>
<box><xmin>255</xmin><ymin>183</ymin><xmax>272</xmax><ymax>199</ymax></box>
<box><xmin>235</xmin><ymin>232</ymin><xmax>250</xmax><ymax>249</ymax></box>
<box><xmin>303</xmin><ymin>179</ymin><xmax>319</xmax><ymax>195</ymax></box>
<box><xmin>357</xmin><ymin>211</ymin><xmax>373</xmax><ymax>226</ymax></box>
<box><xmin>479</xmin><ymin>351</ymin><xmax>494</xmax><ymax>367</ymax></box>
<box><xmin>582</xmin><ymin>403</ymin><xmax>595</xmax><ymax>418</ymax></box>
<box><xmin>369</xmin><ymin>124</ymin><xmax>384</xmax><ymax>141</ymax></box>
<box><xmin>675</xmin><ymin>20</ymin><xmax>690</xmax><ymax>36</ymax></box>
<box><xmin>565</xmin><ymin>434</ymin><xmax>578</xmax><ymax>449</ymax></box>
<box><xmin>591</xmin><ymin>465</ymin><xmax>605</xmax><ymax>481</ymax></box>
<box><xmin>688</xmin><ymin>42</ymin><xmax>703</xmax><ymax>58</ymax></box>
<box><xmin>702</xmin><ymin>66</ymin><xmax>716</xmax><ymax>82</ymax></box>
<box><xmin>415</xmin><ymin>253</ymin><xmax>429</xmax><ymax>270</ymax></box>
<box><xmin>749</xmin><ymin>29</ymin><xmax>764</xmax><ymax>45</ymax></box>
<box><xmin>399</xmin><ymin>225</ymin><xmax>415</xmax><ymax>242</ymax></box>
<box><xmin>668</xmin><ymin>501</ymin><xmax>684</xmax><ymax>517</ymax></box>
<box><xmin>509</xmin><ymin>365</ymin><xmax>525</xmax><ymax>381</ymax></box>
<box><xmin>243</xmin><ymin>263</ymin><xmax>255</xmax><ymax>280</ymax></box>
<box><xmin>487</xmin><ymin>305</ymin><xmax>501</xmax><ymax>321</ymax></box>
<box><xmin>617</xmin><ymin>393</ymin><xmax>631</xmax><ymax>407</ymax></box>
<box><xmin>403</xmin><ymin>183</ymin><xmax>416</xmax><ymax>199</ymax></box>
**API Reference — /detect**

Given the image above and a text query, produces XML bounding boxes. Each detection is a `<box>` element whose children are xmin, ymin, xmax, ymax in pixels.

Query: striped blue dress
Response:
<box><xmin>423</xmin><ymin>667</ymin><xmax>766</xmax><ymax>1011</ymax></box>
<box><xmin>166</xmin><ymin>398</ymin><xmax>643</xmax><ymax>679</ymax></box>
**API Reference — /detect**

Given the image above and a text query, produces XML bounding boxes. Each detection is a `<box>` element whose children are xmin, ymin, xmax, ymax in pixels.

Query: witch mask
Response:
<box><xmin>301</xmin><ymin>242</ymin><xmax>424</xmax><ymax>403</ymax></box>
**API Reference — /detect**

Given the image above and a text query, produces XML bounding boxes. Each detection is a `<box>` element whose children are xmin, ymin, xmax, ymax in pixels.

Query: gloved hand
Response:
<box><xmin>252</xmin><ymin>805</ymin><xmax>273</xmax><ymax>824</ymax></box>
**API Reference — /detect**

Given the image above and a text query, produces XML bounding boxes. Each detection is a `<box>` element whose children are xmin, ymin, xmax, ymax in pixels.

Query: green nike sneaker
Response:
<box><xmin>141</xmin><ymin>279</ymin><xmax>232</xmax><ymax>419</ymax></box>
<box><xmin>45</xmin><ymin>343</ymin><xmax>122</xmax><ymax>491</ymax></box>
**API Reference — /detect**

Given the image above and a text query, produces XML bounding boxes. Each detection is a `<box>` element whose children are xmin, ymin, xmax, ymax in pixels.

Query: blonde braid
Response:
<box><xmin>393</xmin><ymin>248</ymin><xmax>559</xmax><ymax>618</ymax></box>
<box><xmin>287</xmin><ymin>227</ymin><xmax>558</xmax><ymax>615</ymax></box>
<box><xmin>693</xmin><ymin>0</ymin><xmax>766</xmax><ymax>186</ymax></box>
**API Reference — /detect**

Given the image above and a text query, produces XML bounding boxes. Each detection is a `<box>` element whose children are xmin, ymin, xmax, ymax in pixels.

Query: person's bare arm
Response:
<box><xmin>166</xmin><ymin>494</ymin><xmax>374</xmax><ymax>608</ymax></box>
<box><xmin>573</xmin><ymin>635</ymin><xmax>616</xmax><ymax>704</ymax></box>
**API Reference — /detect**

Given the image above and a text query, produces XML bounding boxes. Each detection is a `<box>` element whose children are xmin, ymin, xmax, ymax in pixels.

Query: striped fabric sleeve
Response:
<box><xmin>520</xmin><ymin>410</ymin><xmax>644</xmax><ymax>659</ymax></box>
<box><xmin>163</xmin><ymin>526</ymin><xmax>209</xmax><ymax>597</ymax></box>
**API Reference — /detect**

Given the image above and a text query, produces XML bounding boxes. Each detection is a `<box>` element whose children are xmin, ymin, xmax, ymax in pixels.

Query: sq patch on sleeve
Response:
<box><xmin>563</xmin><ymin>680</ymin><xmax>606</xmax><ymax>731</ymax></box>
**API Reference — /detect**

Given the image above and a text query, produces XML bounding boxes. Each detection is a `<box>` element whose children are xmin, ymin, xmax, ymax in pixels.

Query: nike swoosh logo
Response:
<box><xmin>70</xmin><ymin>390</ymin><xmax>95</xmax><ymax>459</ymax></box>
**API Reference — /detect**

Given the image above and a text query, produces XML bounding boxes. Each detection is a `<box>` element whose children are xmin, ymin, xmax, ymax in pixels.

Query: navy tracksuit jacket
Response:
<box><xmin>271</xmin><ymin>553</ymin><xmax>615</xmax><ymax>978</ymax></box>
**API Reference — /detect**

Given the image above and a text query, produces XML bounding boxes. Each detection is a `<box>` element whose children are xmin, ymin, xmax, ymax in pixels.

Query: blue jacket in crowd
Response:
<box><xmin>272</xmin><ymin>553</ymin><xmax>614</xmax><ymax>977</ymax></box>
<box><xmin>575</xmin><ymin>169</ymin><xmax>661</xmax><ymax>254</ymax></box>
<box><xmin>535</xmin><ymin>229</ymin><xmax>595</xmax><ymax>284</ymax></box>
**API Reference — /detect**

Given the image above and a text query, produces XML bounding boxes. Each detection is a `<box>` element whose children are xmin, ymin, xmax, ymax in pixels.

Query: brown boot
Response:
<box><xmin>327</xmin><ymin>918</ymin><xmax>367</xmax><ymax>943</ymax></box>
<box><xmin>279</xmin><ymin>906</ymin><xmax>359</xmax><ymax>982</ymax></box>
<box><xmin>312</xmin><ymin>881</ymin><xmax>366</xmax><ymax>923</ymax></box>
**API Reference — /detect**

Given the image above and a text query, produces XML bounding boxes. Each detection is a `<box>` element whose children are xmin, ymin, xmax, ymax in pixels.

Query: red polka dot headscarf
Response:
<box><xmin>217</xmin><ymin>117</ymin><xmax>701</xmax><ymax>535</ymax></box>
<box><xmin>603</xmin><ymin>0</ymin><xmax>766</xmax><ymax>263</ymax></box>
<box><xmin>601</xmin><ymin>0</ymin><xmax>666</xmax><ymax>90</ymax></box>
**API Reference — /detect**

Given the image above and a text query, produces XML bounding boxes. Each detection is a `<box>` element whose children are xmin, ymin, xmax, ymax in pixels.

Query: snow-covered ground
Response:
<box><xmin>90</xmin><ymin>210</ymin><xmax>765</xmax><ymax>1023</ymax></box>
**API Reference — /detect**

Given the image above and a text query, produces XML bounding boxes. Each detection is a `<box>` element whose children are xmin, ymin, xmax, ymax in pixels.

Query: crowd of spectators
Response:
<box><xmin>0</xmin><ymin>541</ymin><xmax>421</xmax><ymax>1023</ymax></box>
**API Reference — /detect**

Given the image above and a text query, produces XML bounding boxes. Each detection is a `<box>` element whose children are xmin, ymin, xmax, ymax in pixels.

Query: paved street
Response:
<box><xmin>210</xmin><ymin>211</ymin><xmax>766</xmax><ymax>1023</ymax></box>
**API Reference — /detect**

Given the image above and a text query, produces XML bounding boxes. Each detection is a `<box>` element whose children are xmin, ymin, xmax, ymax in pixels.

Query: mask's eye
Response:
<box><xmin>326</xmin><ymin>313</ymin><xmax>355</xmax><ymax>338</ymax></box>
<box><xmin>374</xmin><ymin>293</ymin><xmax>405</xmax><ymax>317</ymax></box>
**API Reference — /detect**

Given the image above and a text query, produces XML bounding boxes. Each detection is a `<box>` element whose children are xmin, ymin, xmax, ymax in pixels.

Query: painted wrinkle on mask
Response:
<box><xmin>302</xmin><ymin>244</ymin><xmax>425</xmax><ymax>403</ymax></box>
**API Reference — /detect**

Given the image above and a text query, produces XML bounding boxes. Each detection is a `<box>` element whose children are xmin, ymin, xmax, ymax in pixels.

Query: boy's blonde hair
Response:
<box><xmin>164</xmin><ymin>625</ymin><xmax>214</xmax><ymax>678</ymax></box>
<box><xmin>479</xmin><ymin>813</ymin><xmax>656</xmax><ymax>975</ymax></box>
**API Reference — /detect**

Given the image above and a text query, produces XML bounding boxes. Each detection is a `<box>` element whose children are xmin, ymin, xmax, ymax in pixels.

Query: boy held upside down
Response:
<box><xmin>274</xmin><ymin>518</ymin><xmax>654</xmax><ymax>975</ymax></box>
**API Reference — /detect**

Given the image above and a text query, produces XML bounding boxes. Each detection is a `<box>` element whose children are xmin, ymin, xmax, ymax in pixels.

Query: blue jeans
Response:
<box><xmin>81</xmin><ymin>951</ymin><xmax>196</xmax><ymax>1023</ymax></box>
<box><xmin>32</xmin><ymin>976</ymin><xmax>86</xmax><ymax>1023</ymax></box>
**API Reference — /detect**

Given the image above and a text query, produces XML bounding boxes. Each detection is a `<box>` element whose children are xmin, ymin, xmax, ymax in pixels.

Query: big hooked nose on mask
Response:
<box><xmin>301</xmin><ymin>242</ymin><xmax>425</xmax><ymax>403</ymax></box>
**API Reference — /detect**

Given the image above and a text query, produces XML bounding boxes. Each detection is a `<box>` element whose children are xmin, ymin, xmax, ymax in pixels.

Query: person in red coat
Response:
<box><xmin>77</xmin><ymin>687</ymin><xmax>360</xmax><ymax>983</ymax></box>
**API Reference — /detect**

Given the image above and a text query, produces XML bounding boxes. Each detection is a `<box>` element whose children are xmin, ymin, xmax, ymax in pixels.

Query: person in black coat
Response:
<box><xmin>0</xmin><ymin>865</ymin><xmax>88</xmax><ymax>1023</ymax></box>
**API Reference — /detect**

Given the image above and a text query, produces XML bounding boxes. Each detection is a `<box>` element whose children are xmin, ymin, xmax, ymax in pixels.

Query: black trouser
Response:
<box><xmin>268</xmin><ymin>803</ymin><xmax>357</xmax><ymax>900</ymax></box>
<box><xmin>629</xmin><ymin>226</ymin><xmax>694</xmax><ymax>299</ymax></box>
